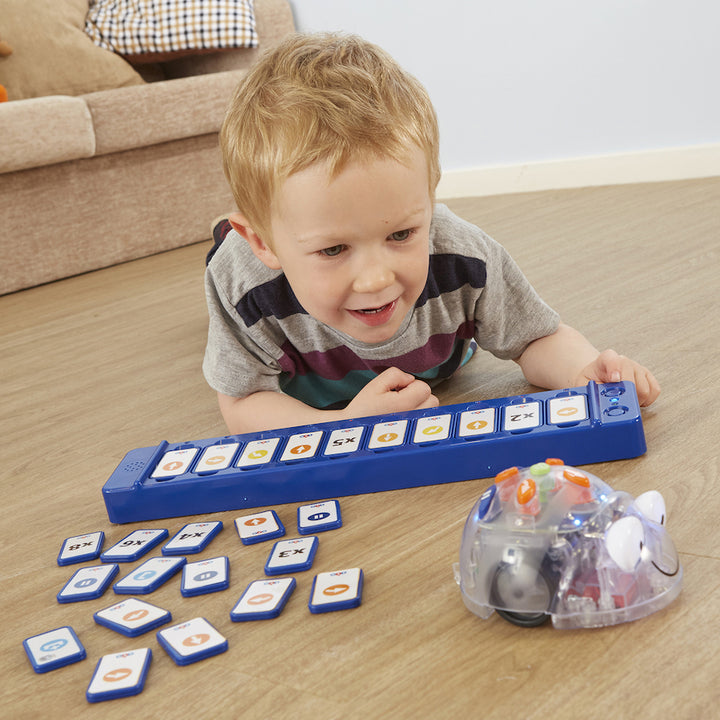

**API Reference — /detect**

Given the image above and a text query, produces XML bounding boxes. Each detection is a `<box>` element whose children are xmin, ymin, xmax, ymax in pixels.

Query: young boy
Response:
<box><xmin>204</xmin><ymin>32</ymin><xmax>659</xmax><ymax>434</ymax></box>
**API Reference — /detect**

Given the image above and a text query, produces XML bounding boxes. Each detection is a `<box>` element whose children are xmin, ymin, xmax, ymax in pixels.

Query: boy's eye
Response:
<box><xmin>321</xmin><ymin>245</ymin><xmax>345</xmax><ymax>257</ymax></box>
<box><xmin>389</xmin><ymin>229</ymin><xmax>412</xmax><ymax>242</ymax></box>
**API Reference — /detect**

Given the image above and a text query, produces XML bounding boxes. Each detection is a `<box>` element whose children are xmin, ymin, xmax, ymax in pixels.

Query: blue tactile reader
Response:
<box><xmin>102</xmin><ymin>381</ymin><xmax>646</xmax><ymax>523</ymax></box>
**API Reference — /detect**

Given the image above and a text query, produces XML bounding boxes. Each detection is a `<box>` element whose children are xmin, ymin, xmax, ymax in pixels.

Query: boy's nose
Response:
<box><xmin>352</xmin><ymin>262</ymin><xmax>396</xmax><ymax>295</ymax></box>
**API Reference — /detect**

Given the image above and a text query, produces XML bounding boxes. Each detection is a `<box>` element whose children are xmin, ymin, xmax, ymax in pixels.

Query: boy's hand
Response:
<box><xmin>573</xmin><ymin>349</ymin><xmax>660</xmax><ymax>407</ymax></box>
<box><xmin>344</xmin><ymin>367</ymin><xmax>439</xmax><ymax>419</ymax></box>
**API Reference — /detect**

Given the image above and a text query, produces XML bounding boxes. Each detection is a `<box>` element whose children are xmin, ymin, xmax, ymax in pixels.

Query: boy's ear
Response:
<box><xmin>228</xmin><ymin>213</ymin><xmax>281</xmax><ymax>270</ymax></box>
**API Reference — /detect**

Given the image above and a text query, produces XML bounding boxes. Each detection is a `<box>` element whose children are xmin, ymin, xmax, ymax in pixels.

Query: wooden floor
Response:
<box><xmin>2</xmin><ymin>177</ymin><xmax>719</xmax><ymax>718</ymax></box>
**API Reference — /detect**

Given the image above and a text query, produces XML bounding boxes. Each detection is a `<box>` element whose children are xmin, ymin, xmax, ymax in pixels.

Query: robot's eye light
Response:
<box><xmin>605</xmin><ymin>516</ymin><xmax>645</xmax><ymax>572</ymax></box>
<box><xmin>634</xmin><ymin>491</ymin><xmax>667</xmax><ymax>526</ymax></box>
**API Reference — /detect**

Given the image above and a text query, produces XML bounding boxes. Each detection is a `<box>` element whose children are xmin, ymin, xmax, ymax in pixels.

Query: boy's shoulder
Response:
<box><xmin>430</xmin><ymin>204</ymin><xmax>498</xmax><ymax>258</ymax></box>
<box><xmin>205</xmin><ymin>222</ymin><xmax>281</xmax><ymax>300</ymax></box>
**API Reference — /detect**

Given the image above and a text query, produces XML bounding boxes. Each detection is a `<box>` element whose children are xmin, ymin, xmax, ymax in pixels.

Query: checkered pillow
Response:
<box><xmin>85</xmin><ymin>0</ymin><xmax>258</xmax><ymax>60</ymax></box>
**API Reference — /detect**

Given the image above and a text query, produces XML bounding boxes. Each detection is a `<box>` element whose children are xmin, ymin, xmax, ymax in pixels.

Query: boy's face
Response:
<box><xmin>249</xmin><ymin>147</ymin><xmax>433</xmax><ymax>344</ymax></box>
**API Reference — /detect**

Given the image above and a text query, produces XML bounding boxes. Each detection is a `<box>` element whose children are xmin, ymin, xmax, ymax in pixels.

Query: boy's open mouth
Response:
<box><xmin>348</xmin><ymin>300</ymin><xmax>397</xmax><ymax>327</ymax></box>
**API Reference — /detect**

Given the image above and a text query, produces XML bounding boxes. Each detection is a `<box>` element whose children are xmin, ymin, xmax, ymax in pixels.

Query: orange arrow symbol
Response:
<box><xmin>103</xmin><ymin>668</ymin><xmax>132</xmax><ymax>683</ymax></box>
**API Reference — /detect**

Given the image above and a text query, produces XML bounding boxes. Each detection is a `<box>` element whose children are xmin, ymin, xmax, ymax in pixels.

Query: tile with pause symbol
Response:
<box><xmin>86</xmin><ymin>648</ymin><xmax>152</xmax><ymax>703</ymax></box>
<box><xmin>156</xmin><ymin>617</ymin><xmax>227</xmax><ymax>666</ymax></box>
<box><xmin>181</xmin><ymin>556</ymin><xmax>230</xmax><ymax>597</ymax></box>
<box><xmin>57</xmin><ymin>564</ymin><xmax>119</xmax><ymax>603</ymax></box>
<box><xmin>297</xmin><ymin>500</ymin><xmax>342</xmax><ymax>535</ymax></box>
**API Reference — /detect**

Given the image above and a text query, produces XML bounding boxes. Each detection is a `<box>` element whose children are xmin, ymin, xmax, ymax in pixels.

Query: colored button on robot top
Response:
<box><xmin>516</xmin><ymin>478</ymin><xmax>541</xmax><ymax>515</ymax></box>
<box><xmin>563</xmin><ymin>469</ymin><xmax>591</xmax><ymax>487</ymax></box>
<box><xmin>516</xmin><ymin>478</ymin><xmax>537</xmax><ymax>505</ymax></box>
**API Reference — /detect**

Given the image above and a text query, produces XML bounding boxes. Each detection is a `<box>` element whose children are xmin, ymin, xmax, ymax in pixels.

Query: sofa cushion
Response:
<box><xmin>85</xmin><ymin>68</ymin><xmax>246</xmax><ymax>155</ymax></box>
<box><xmin>0</xmin><ymin>0</ymin><xmax>144</xmax><ymax>101</ymax></box>
<box><xmin>85</xmin><ymin>0</ymin><xmax>258</xmax><ymax>64</ymax></box>
<box><xmin>0</xmin><ymin>95</ymin><xmax>96</xmax><ymax>173</ymax></box>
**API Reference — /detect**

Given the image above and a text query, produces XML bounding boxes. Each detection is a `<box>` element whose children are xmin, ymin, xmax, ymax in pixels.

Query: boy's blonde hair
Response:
<box><xmin>220</xmin><ymin>32</ymin><xmax>441</xmax><ymax>241</ymax></box>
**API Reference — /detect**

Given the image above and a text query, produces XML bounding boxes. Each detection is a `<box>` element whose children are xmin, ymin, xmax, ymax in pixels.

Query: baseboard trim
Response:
<box><xmin>436</xmin><ymin>143</ymin><xmax>720</xmax><ymax>199</ymax></box>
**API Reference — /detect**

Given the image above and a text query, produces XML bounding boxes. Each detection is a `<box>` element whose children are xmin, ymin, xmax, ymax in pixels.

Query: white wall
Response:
<box><xmin>286</xmin><ymin>0</ymin><xmax>720</xmax><ymax>195</ymax></box>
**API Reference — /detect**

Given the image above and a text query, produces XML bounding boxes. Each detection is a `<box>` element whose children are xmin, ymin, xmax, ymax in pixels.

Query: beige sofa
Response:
<box><xmin>0</xmin><ymin>0</ymin><xmax>295</xmax><ymax>295</ymax></box>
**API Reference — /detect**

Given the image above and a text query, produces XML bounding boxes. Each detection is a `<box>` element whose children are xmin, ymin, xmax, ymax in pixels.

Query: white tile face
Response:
<box><xmin>413</xmin><ymin>414</ymin><xmax>452</xmax><ymax>443</ymax></box>
<box><xmin>297</xmin><ymin>501</ymin><xmax>340</xmax><ymax>533</ymax></box>
<box><xmin>309</xmin><ymin>568</ymin><xmax>363</xmax><ymax>609</ymax></box>
<box><xmin>503</xmin><ymin>402</ymin><xmax>541</xmax><ymax>431</ymax></box>
<box><xmin>24</xmin><ymin>627</ymin><xmax>84</xmax><ymax>668</ymax></box>
<box><xmin>265</xmin><ymin>537</ymin><xmax>318</xmax><ymax>573</ymax></box>
<box><xmin>235</xmin><ymin>510</ymin><xmax>282</xmax><ymax>541</ymax></box>
<box><xmin>151</xmin><ymin>448</ymin><xmax>198</xmax><ymax>478</ymax></box>
<box><xmin>58</xmin><ymin>531</ymin><xmax>104</xmax><ymax>564</ymax></box>
<box><xmin>280</xmin><ymin>431</ymin><xmax>323</xmax><ymax>462</ymax></box>
<box><xmin>163</xmin><ymin>521</ymin><xmax>222</xmax><ymax>553</ymax></box>
<box><xmin>458</xmin><ymin>408</ymin><xmax>495</xmax><ymax>437</ymax></box>
<box><xmin>158</xmin><ymin>618</ymin><xmax>226</xmax><ymax>659</ymax></box>
<box><xmin>231</xmin><ymin>578</ymin><xmax>295</xmax><ymax>619</ymax></box>
<box><xmin>86</xmin><ymin>648</ymin><xmax>151</xmax><ymax>699</ymax></box>
<box><xmin>58</xmin><ymin>564</ymin><xmax>117</xmax><ymax>601</ymax></box>
<box><xmin>95</xmin><ymin>598</ymin><xmax>169</xmax><ymax>633</ymax></box>
<box><xmin>236</xmin><ymin>438</ymin><xmax>280</xmax><ymax>467</ymax></box>
<box><xmin>101</xmin><ymin>529</ymin><xmax>167</xmax><ymax>561</ymax></box>
<box><xmin>195</xmin><ymin>443</ymin><xmax>239</xmax><ymax>472</ymax></box>
<box><xmin>324</xmin><ymin>426</ymin><xmax>364</xmax><ymax>456</ymax></box>
<box><xmin>181</xmin><ymin>557</ymin><xmax>228</xmax><ymax>593</ymax></box>
<box><xmin>548</xmin><ymin>395</ymin><xmax>588</xmax><ymax>424</ymax></box>
<box><xmin>368</xmin><ymin>420</ymin><xmax>408</xmax><ymax>449</ymax></box>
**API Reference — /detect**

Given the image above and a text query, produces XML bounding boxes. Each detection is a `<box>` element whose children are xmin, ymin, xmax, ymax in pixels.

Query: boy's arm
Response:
<box><xmin>218</xmin><ymin>367</ymin><xmax>439</xmax><ymax>434</ymax></box>
<box><xmin>514</xmin><ymin>322</ymin><xmax>660</xmax><ymax>406</ymax></box>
